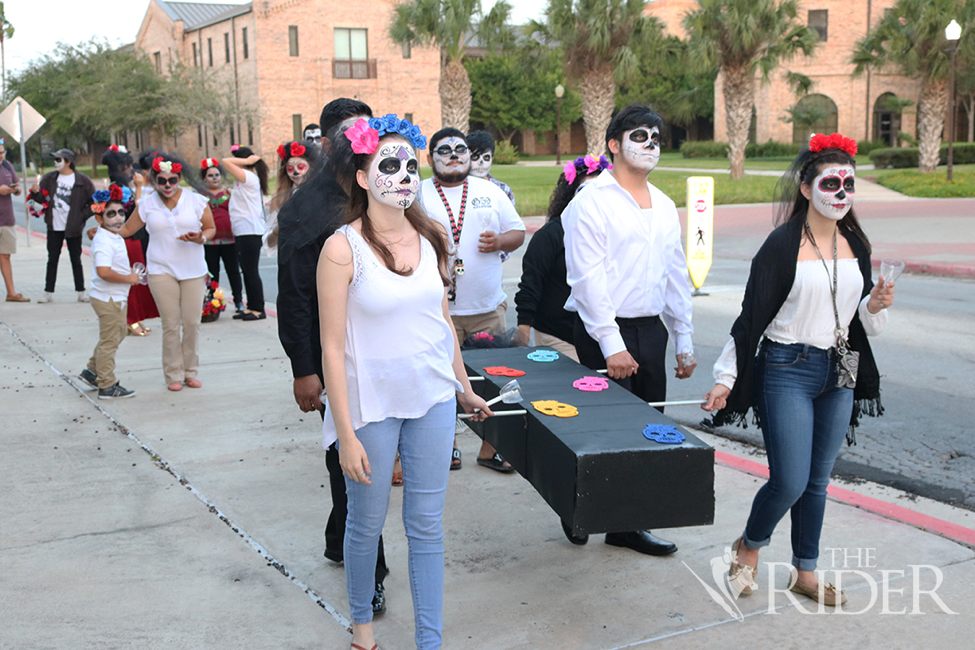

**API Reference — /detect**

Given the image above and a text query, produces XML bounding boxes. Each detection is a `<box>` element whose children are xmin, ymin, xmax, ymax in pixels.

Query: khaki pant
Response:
<box><xmin>534</xmin><ymin>330</ymin><xmax>579</xmax><ymax>362</ymax></box>
<box><xmin>87</xmin><ymin>297</ymin><xmax>129</xmax><ymax>389</ymax></box>
<box><xmin>451</xmin><ymin>300</ymin><xmax>507</xmax><ymax>344</ymax></box>
<box><xmin>148</xmin><ymin>274</ymin><xmax>207</xmax><ymax>384</ymax></box>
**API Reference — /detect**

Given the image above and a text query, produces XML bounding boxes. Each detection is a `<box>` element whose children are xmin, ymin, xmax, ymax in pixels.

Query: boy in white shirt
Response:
<box><xmin>77</xmin><ymin>188</ymin><xmax>140</xmax><ymax>399</ymax></box>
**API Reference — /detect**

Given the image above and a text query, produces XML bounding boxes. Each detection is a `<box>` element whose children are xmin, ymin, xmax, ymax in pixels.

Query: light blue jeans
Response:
<box><xmin>343</xmin><ymin>397</ymin><xmax>455</xmax><ymax>650</ymax></box>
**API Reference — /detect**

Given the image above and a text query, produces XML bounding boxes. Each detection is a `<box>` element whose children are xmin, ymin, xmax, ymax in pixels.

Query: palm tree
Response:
<box><xmin>683</xmin><ymin>0</ymin><xmax>818</xmax><ymax>179</ymax></box>
<box><xmin>0</xmin><ymin>2</ymin><xmax>15</xmax><ymax>104</ymax></box>
<box><xmin>539</xmin><ymin>0</ymin><xmax>663</xmax><ymax>155</ymax></box>
<box><xmin>853</xmin><ymin>0</ymin><xmax>975</xmax><ymax>173</ymax></box>
<box><xmin>390</xmin><ymin>0</ymin><xmax>512</xmax><ymax>132</ymax></box>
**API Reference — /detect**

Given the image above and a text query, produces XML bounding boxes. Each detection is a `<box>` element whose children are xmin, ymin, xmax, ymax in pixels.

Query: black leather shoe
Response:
<box><xmin>372</xmin><ymin>583</ymin><xmax>386</xmax><ymax>615</ymax></box>
<box><xmin>605</xmin><ymin>531</ymin><xmax>677</xmax><ymax>556</ymax></box>
<box><xmin>323</xmin><ymin>547</ymin><xmax>343</xmax><ymax>563</ymax></box>
<box><xmin>561</xmin><ymin>520</ymin><xmax>589</xmax><ymax>545</ymax></box>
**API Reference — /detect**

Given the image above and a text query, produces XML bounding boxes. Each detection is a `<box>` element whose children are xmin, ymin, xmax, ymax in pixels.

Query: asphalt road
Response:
<box><xmin>12</xmin><ymin>192</ymin><xmax>975</xmax><ymax>509</ymax></box>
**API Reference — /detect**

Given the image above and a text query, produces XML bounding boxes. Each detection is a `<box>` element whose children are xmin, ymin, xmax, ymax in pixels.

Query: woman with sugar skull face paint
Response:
<box><xmin>263</xmin><ymin>141</ymin><xmax>321</xmax><ymax>255</ymax></box>
<box><xmin>318</xmin><ymin>115</ymin><xmax>491</xmax><ymax>650</ymax></box>
<box><xmin>702</xmin><ymin>133</ymin><xmax>895</xmax><ymax>606</ymax></box>
<box><xmin>199</xmin><ymin>158</ymin><xmax>244</xmax><ymax>312</ymax></box>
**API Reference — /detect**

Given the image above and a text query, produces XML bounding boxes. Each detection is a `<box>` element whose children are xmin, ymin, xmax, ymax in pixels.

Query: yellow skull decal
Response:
<box><xmin>531</xmin><ymin>400</ymin><xmax>579</xmax><ymax>418</ymax></box>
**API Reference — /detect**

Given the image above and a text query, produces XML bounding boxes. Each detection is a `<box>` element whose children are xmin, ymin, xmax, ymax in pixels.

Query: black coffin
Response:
<box><xmin>460</xmin><ymin>347</ymin><xmax>715</xmax><ymax>536</ymax></box>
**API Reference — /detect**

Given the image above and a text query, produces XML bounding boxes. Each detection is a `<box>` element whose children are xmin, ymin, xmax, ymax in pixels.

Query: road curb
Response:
<box><xmin>871</xmin><ymin>257</ymin><xmax>975</xmax><ymax>279</ymax></box>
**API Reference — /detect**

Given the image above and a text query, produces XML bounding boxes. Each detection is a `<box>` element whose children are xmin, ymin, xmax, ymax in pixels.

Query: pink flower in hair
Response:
<box><xmin>345</xmin><ymin>119</ymin><xmax>379</xmax><ymax>155</ymax></box>
<box><xmin>583</xmin><ymin>154</ymin><xmax>602</xmax><ymax>174</ymax></box>
<box><xmin>563</xmin><ymin>161</ymin><xmax>577</xmax><ymax>184</ymax></box>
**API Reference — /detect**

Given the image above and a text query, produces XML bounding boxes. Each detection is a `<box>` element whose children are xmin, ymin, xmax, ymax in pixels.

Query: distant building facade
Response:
<box><xmin>132</xmin><ymin>0</ymin><xmax>442</xmax><ymax>165</ymax></box>
<box><xmin>646</xmin><ymin>0</ymin><xmax>926</xmax><ymax>146</ymax></box>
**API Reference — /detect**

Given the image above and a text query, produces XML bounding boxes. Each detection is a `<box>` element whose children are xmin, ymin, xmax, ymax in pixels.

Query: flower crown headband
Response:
<box><xmin>808</xmin><ymin>133</ymin><xmax>857</xmax><ymax>158</ymax></box>
<box><xmin>107</xmin><ymin>144</ymin><xmax>128</xmax><ymax>154</ymax></box>
<box><xmin>91</xmin><ymin>184</ymin><xmax>131</xmax><ymax>213</ymax></box>
<box><xmin>345</xmin><ymin>114</ymin><xmax>427</xmax><ymax>155</ymax></box>
<box><xmin>201</xmin><ymin>158</ymin><xmax>219</xmax><ymax>170</ymax></box>
<box><xmin>152</xmin><ymin>156</ymin><xmax>182</xmax><ymax>175</ymax></box>
<box><xmin>563</xmin><ymin>154</ymin><xmax>612</xmax><ymax>184</ymax></box>
<box><xmin>277</xmin><ymin>141</ymin><xmax>307</xmax><ymax>160</ymax></box>
<box><xmin>230</xmin><ymin>144</ymin><xmax>240</xmax><ymax>152</ymax></box>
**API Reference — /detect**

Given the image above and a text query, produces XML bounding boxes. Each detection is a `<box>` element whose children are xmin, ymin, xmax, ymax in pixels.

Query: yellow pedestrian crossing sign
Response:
<box><xmin>686</xmin><ymin>177</ymin><xmax>713</xmax><ymax>291</ymax></box>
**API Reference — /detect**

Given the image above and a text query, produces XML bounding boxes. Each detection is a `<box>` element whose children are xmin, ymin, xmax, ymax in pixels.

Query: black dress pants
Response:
<box><xmin>573</xmin><ymin>314</ymin><xmax>669</xmax><ymax>409</ymax></box>
<box><xmin>204</xmin><ymin>243</ymin><xmax>243</xmax><ymax>304</ymax></box>
<box><xmin>235</xmin><ymin>234</ymin><xmax>264</xmax><ymax>312</ymax></box>
<box><xmin>325</xmin><ymin>436</ymin><xmax>387</xmax><ymax>585</ymax></box>
<box><xmin>45</xmin><ymin>230</ymin><xmax>85</xmax><ymax>293</ymax></box>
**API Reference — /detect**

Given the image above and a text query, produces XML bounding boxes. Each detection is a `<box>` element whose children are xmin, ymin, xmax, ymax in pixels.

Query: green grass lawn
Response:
<box><xmin>490</xmin><ymin>165</ymin><xmax>780</xmax><ymax>216</ymax></box>
<box><xmin>869</xmin><ymin>165</ymin><xmax>975</xmax><ymax>198</ymax></box>
<box><xmin>518</xmin><ymin>152</ymin><xmax>873</xmax><ymax>172</ymax></box>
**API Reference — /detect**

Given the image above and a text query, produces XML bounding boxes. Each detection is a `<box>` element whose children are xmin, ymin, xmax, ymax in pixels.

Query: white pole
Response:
<box><xmin>16</xmin><ymin>100</ymin><xmax>30</xmax><ymax>246</ymax></box>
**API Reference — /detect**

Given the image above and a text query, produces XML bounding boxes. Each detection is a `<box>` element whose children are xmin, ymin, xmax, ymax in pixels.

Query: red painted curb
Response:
<box><xmin>714</xmin><ymin>450</ymin><xmax>975</xmax><ymax>547</ymax></box>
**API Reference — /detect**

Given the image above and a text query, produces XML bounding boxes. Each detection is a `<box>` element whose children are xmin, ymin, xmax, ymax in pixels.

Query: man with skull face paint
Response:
<box><xmin>419</xmin><ymin>128</ymin><xmax>526</xmax><ymax>473</ymax></box>
<box><xmin>563</xmin><ymin>104</ymin><xmax>695</xmax><ymax>555</ymax></box>
<box><xmin>304</xmin><ymin>123</ymin><xmax>322</xmax><ymax>144</ymax></box>
<box><xmin>466</xmin><ymin>130</ymin><xmax>515</xmax><ymax>207</ymax></box>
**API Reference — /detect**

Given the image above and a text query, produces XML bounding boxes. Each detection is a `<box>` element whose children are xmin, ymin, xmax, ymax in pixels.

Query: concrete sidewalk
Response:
<box><xmin>2</xmin><ymin>227</ymin><xmax>974</xmax><ymax>649</ymax></box>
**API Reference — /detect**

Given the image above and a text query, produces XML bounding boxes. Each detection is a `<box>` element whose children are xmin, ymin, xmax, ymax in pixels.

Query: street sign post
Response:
<box><xmin>0</xmin><ymin>97</ymin><xmax>47</xmax><ymax>246</ymax></box>
<box><xmin>685</xmin><ymin>176</ymin><xmax>714</xmax><ymax>296</ymax></box>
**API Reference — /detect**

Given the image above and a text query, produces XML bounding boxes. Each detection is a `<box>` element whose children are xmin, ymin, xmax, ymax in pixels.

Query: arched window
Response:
<box><xmin>873</xmin><ymin>93</ymin><xmax>902</xmax><ymax>146</ymax></box>
<box><xmin>791</xmin><ymin>94</ymin><xmax>838</xmax><ymax>143</ymax></box>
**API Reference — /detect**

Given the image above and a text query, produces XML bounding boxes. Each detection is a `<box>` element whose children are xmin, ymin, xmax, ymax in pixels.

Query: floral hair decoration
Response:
<box><xmin>230</xmin><ymin>144</ymin><xmax>240</xmax><ymax>152</ymax></box>
<box><xmin>201</xmin><ymin>158</ymin><xmax>219</xmax><ymax>170</ymax></box>
<box><xmin>107</xmin><ymin>144</ymin><xmax>128</xmax><ymax>154</ymax></box>
<box><xmin>91</xmin><ymin>184</ymin><xmax>131</xmax><ymax>213</ymax></box>
<box><xmin>808</xmin><ymin>133</ymin><xmax>857</xmax><ymax>157</ymax></box>
<box><xmin>563</xmin><ymin>153</ymin><xmax>612</xmax><ymax>184</ymax></box>
<box><xmin>152</xmin><ymin>156</ymin><xmax>182</xmax><ymax>175</ymax></box>
<box><xmin>345</xmin><ymin>114</ymin><xmax>427</xmax><ymax>155</ymax></box>
<box><xmin>277</xmin><ymin>142</ymin><xmax>307</xmax><ymax>160</ymax></box>
<box><xmin>28</xmin><ymin>187</ymin><xmax>49</xmax><ymax>218</ymax></box>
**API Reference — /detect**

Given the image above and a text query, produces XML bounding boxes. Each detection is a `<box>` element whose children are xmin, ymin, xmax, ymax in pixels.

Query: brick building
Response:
<box><xmin>132</xmin><ymin>0</ymin><xmax>441</xmax><ymax>166</ymax></box>
<box><xmin>646</xmin><ymin>0</ymin><xmax>922</xmax><ymax>146</ymax></box>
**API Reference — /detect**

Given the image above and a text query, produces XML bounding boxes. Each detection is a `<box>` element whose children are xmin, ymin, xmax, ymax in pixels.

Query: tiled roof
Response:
<box><xmin>156</xmin><ymin>1</ymin><xmax>251</xmax><ymax>30</ymax></box>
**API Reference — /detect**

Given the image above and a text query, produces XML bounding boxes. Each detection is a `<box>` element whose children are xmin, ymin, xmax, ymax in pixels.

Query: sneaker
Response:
<box><xmin>98</xmin><ymin>383</ymin><xmax>136</xmax><ymax>399</ymax></box>
<box><xmin>37</xmin><ymin>292</ymin><xmax>54</xmax><ymax>303</ymax></box>
<box><xmin>371</xmin><ymin>583</ymin><xmax>386</xmax><ymax>615</ymax></box>
<box><xmin>78</xmin><ymin>369</ymin><xmax>99</xmax><ymax>390</ymax></box>
<box><xmin>77</xmin><ymin>291</ymin><xmax>89</xmax><ymax>303</ymax></box>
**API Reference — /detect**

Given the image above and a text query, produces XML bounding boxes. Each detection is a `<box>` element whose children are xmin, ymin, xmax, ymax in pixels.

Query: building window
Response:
<box><xmin>402</xmin><ymin>41</ymin><xmax>411</xmax><ymax>59</ymax></box>
<box><xmin>230</xmin><ymin>125</ymin><xmax>235</xmax><ymax>144</ymax></box>
<box><xmin>292</xmin><ymin>114</ymin><xmax>302</xmax><ymax>141</ymax></box>
<box><xmin>208</xmin><ymin>38</ymin><xmax>214</xmax><ymax>66</ymax></box>
<box><xmin>192</xmin><ymin>42</ymin><xmax>198</xmax><ymax>67</ymax></box>
<box><xmin>224</xmin><ymin>33</ymin><xmax>231</xmax><ymax>63</ymax></box>
<box><xmin>791</xmin><ymin>94</ymin><xmax>838</xmax><ymax>143</ymax></box>
<box><xmin>333</xmin><ymin>28</ymin><xmax>375</xmax><ymax>79</ymax></box>
<box><xmin>808</xmin><ymin>10</ymin><xmax>828</xmax><ymax>42</ymax></box>
<box><xmin>198</xmin><ymin>125</ymin><xmax>203</xmax><ymax>147</ymax></box>
<box><xmin>248</xmin><ymin>124</ymin><xmax>254</xmax><ymax>146</ymax></box>
<box><xmin>214</xmin><ymin>134</ymin><xmax>219</xmax><ymax>147</ymax></box>
<box><xmin>153</xmin><ymin>52</ymin><xmax>161</xmax><ymax>73</ymax></box>
<box><xmin>289</xmin><ymin>26</ymin><xmax>299</xmax><ymax>57</ymax></box>
<box><xmin>404</xmin><ymin>113</ymin><xmax>414</xmax><ymax>123</ymax></box>
<box><xmin>242</xmin><ymin>27</ymin><xmax>249</xmax><ymax>59</ymax></box>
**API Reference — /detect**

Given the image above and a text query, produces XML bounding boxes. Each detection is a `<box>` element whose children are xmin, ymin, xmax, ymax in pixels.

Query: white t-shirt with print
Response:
<box><xmin>52</xmin><ymin>173</ymin><xmax>75</xmax><ymax>231</ymax></box>
<box><xmin>228</xmin><ymin>169</ymin><xmax>265</xmax><ymax>236</ymax></box>
<box><xmin>89</xmin><ymin>227</ymin><xmax>131</xmax><ymax>303</ymax></box>
<box><xmin>419</xmin><ymin>175</ymin><xmax>525</xmax><ymax>316</ymax></box>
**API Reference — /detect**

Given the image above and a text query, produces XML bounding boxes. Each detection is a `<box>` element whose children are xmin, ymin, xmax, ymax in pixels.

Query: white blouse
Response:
<box><xmin>228</xmin><ymin>169</ymin><xmax>266</xmax><ymax>236</ymax></box>
<box><xmin>322</xmin><ymin>226</ymin><xmax>462</xmax><ymax>447</ymax></box>
<box><xmin>713</xmin><ymin>259</ymin><xmax>888</xmax><ymax>389</ymax></box>
<box><xmin>139</xmin><ymin>190</ymin><xmax>209</xmax><ymax>280</ymax></box>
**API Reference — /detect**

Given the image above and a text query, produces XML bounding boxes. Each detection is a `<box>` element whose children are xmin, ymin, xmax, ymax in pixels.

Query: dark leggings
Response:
<box><xmin>45</xmin><ymin>231</ymin><xmax>85</xmax><ymax>293</ymax></box>
<box><xmin>204</xmin><ymin>243</ymin><xmax>243</xmax><ymax>304</ymax></box>
<box><xmin>235</xmin><ymin>234</ymin><xmax>264</xmax><ymax>312</ymax></box>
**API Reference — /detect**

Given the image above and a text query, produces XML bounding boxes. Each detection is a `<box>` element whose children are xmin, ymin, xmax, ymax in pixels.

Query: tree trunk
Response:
<box><xmin>88</xmin><ymin>137</ymin><xmax>98</xmax><ymax>179</ymax></box>
<box><xmin>1</xmin><ymin>36</ymin><xmax>6</xmax><ymax>104</ymax></box>
<box><xmin>577</xmin><ymin>63</ymin><xmax>615</xmax><ymax>156</ymax></box>
<box><xmin>964</xmin><ymin>92</ymin><xmax>975</xmax><ymax>143</ymax></box>
<box><xmin>722</xmin><ymin>66</ymin><xmax>754</xmax><ymax>180</ymax></box>
<box><xmin>916</xmin><ymin>79</ymin><xmax>949</xmax><ymax>174</ymax></box>
<box><xmin>440</xmin><ymin>57</ymin><xmax>471</xmax><ymax>132</ymax></box>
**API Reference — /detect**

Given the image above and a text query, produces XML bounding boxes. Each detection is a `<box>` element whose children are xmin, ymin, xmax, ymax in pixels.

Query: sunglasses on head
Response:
<box><xmin>434</xmin><ymin>144</ymin><xmax>468</xmax><ymax>157</ymax></box>
<box><xmin>156</xmin><ymin>176</ymin><xmax>180</xmax><ymax>186</ymax></box>
<box><xmin>103</xmin><ymin>209</ymin><xmax>125</xmax><ymax>219</ymax></box>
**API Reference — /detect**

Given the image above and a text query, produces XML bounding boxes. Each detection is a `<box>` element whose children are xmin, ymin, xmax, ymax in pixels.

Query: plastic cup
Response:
<box><xmin>880</xmin><ymin>259</ymin><xmax>905</xmax><ymax>285</ymax></box>
<box><xmin>132</xmin><ymin>262</ymin><xmax>148</xmax><ymax>285</ymax></box>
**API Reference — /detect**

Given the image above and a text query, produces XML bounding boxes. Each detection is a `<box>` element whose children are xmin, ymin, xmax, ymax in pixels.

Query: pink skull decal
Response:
<box><xmin>573</xmin><ymin>376</ymin><xmax>609</xmax><ymax>392</ymax></box>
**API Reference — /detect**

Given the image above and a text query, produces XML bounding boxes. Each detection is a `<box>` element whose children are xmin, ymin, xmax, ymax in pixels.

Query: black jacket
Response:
<box><xmin>514</xmin><ymin>218</ymin><xmax>575</xmax><ymax>343</ymax></box>
<box><xmin>30</xmin><ymin>169</ymin><xmax>95</xmax><ymax>238</ymax></box>
<box><xmin>709</xmin><ymin>217</ymin><xmax>883</xmax><ymax>441</ymax></box>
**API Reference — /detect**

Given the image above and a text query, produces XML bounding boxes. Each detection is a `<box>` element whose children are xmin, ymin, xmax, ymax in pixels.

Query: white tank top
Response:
<box><xmin>323</xmin><ymin>224</ymin><xmax>462</xmax><ymax>447</ymax></box>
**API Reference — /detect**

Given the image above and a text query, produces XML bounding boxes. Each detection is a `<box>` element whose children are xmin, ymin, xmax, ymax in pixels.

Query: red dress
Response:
<box><xmin>125</xmin><ymin>237</ymin><xmax>160</xmax><ymax>324</ymax></box>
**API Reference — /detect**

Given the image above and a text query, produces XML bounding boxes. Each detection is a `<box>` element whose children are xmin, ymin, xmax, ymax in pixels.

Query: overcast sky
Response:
<box><xmin>3</xmin><ymin>0</ymin><xmax>546</xmax><ymax>76</ymax></box>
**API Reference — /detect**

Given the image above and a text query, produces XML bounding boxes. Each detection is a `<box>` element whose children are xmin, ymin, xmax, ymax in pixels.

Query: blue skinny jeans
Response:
<box><xmin>742</xmin><ymin>341</ymin><xmax>854</xmax><ymax>571</ymax></box>
<box><xmin>342</xmin><ymin>397</ymin><xmax>455</xmax><ymax>650</ymax></box>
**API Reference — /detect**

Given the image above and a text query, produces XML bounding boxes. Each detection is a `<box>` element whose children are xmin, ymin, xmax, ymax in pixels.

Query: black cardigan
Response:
<box><xmin>708</xmin><ymin>218</ymin><xmax>883</xmax><ymax>444</ymax></box>
<box><xmin>514</xmin><ymin>218</ymin><xmax>575</xmax><ymax>343</ymax></box>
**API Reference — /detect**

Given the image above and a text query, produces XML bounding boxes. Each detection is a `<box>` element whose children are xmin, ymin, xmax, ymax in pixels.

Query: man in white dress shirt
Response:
<box><xmin>420</xmin><ymin>127</ymin><xmax>526</xmax><ymax>473</ymax></box>
<box><xmin>562</xmin><ymin>103</ymin><xmax>697</xmax><ymax>555</ymax></box>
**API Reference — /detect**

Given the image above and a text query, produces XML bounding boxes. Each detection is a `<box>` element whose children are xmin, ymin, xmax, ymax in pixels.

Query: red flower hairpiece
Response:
<box><xmin>108</xmin><ymin>145</ymin><xmax>118</xmax><ymax>152</ymax></box>
<box><xmin>278</xmin><ymin>142</ymin><xmax>308</xmax><ymax>160</ymax></box>
<box><xmin>276</xmin><ymin>144</ymin><xmax>286</xmax><ymax>160</ymax></box>
<box><xmin>152</xmin><ymin>156</ymin><xmax>182</xmax><ymax>174</ymax></box>
<box><xmin>201</xmin><ymin>158</ymin><xmax>218</xmax><ymax>170</ymax></box>
<box><xmin>809</xmin><ymin>133</ymin><xmax>857</xmax><ymax>157</ymax></box>
<box><xmin>291</xmin><ymin>143</ymin><xmax>306</xmax><ymax>157</ymax></box>
<box><xmin>109</xmin><ymin>185</ymin><xmax>123</xmax><ymax>201</ymax></box>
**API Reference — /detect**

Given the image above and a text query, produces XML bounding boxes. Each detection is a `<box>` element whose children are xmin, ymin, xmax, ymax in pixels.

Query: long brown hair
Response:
<box><xmin>331</xmin><ymin>132</ymin><xmax>450</xmax><ymax>285</ymax></box>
